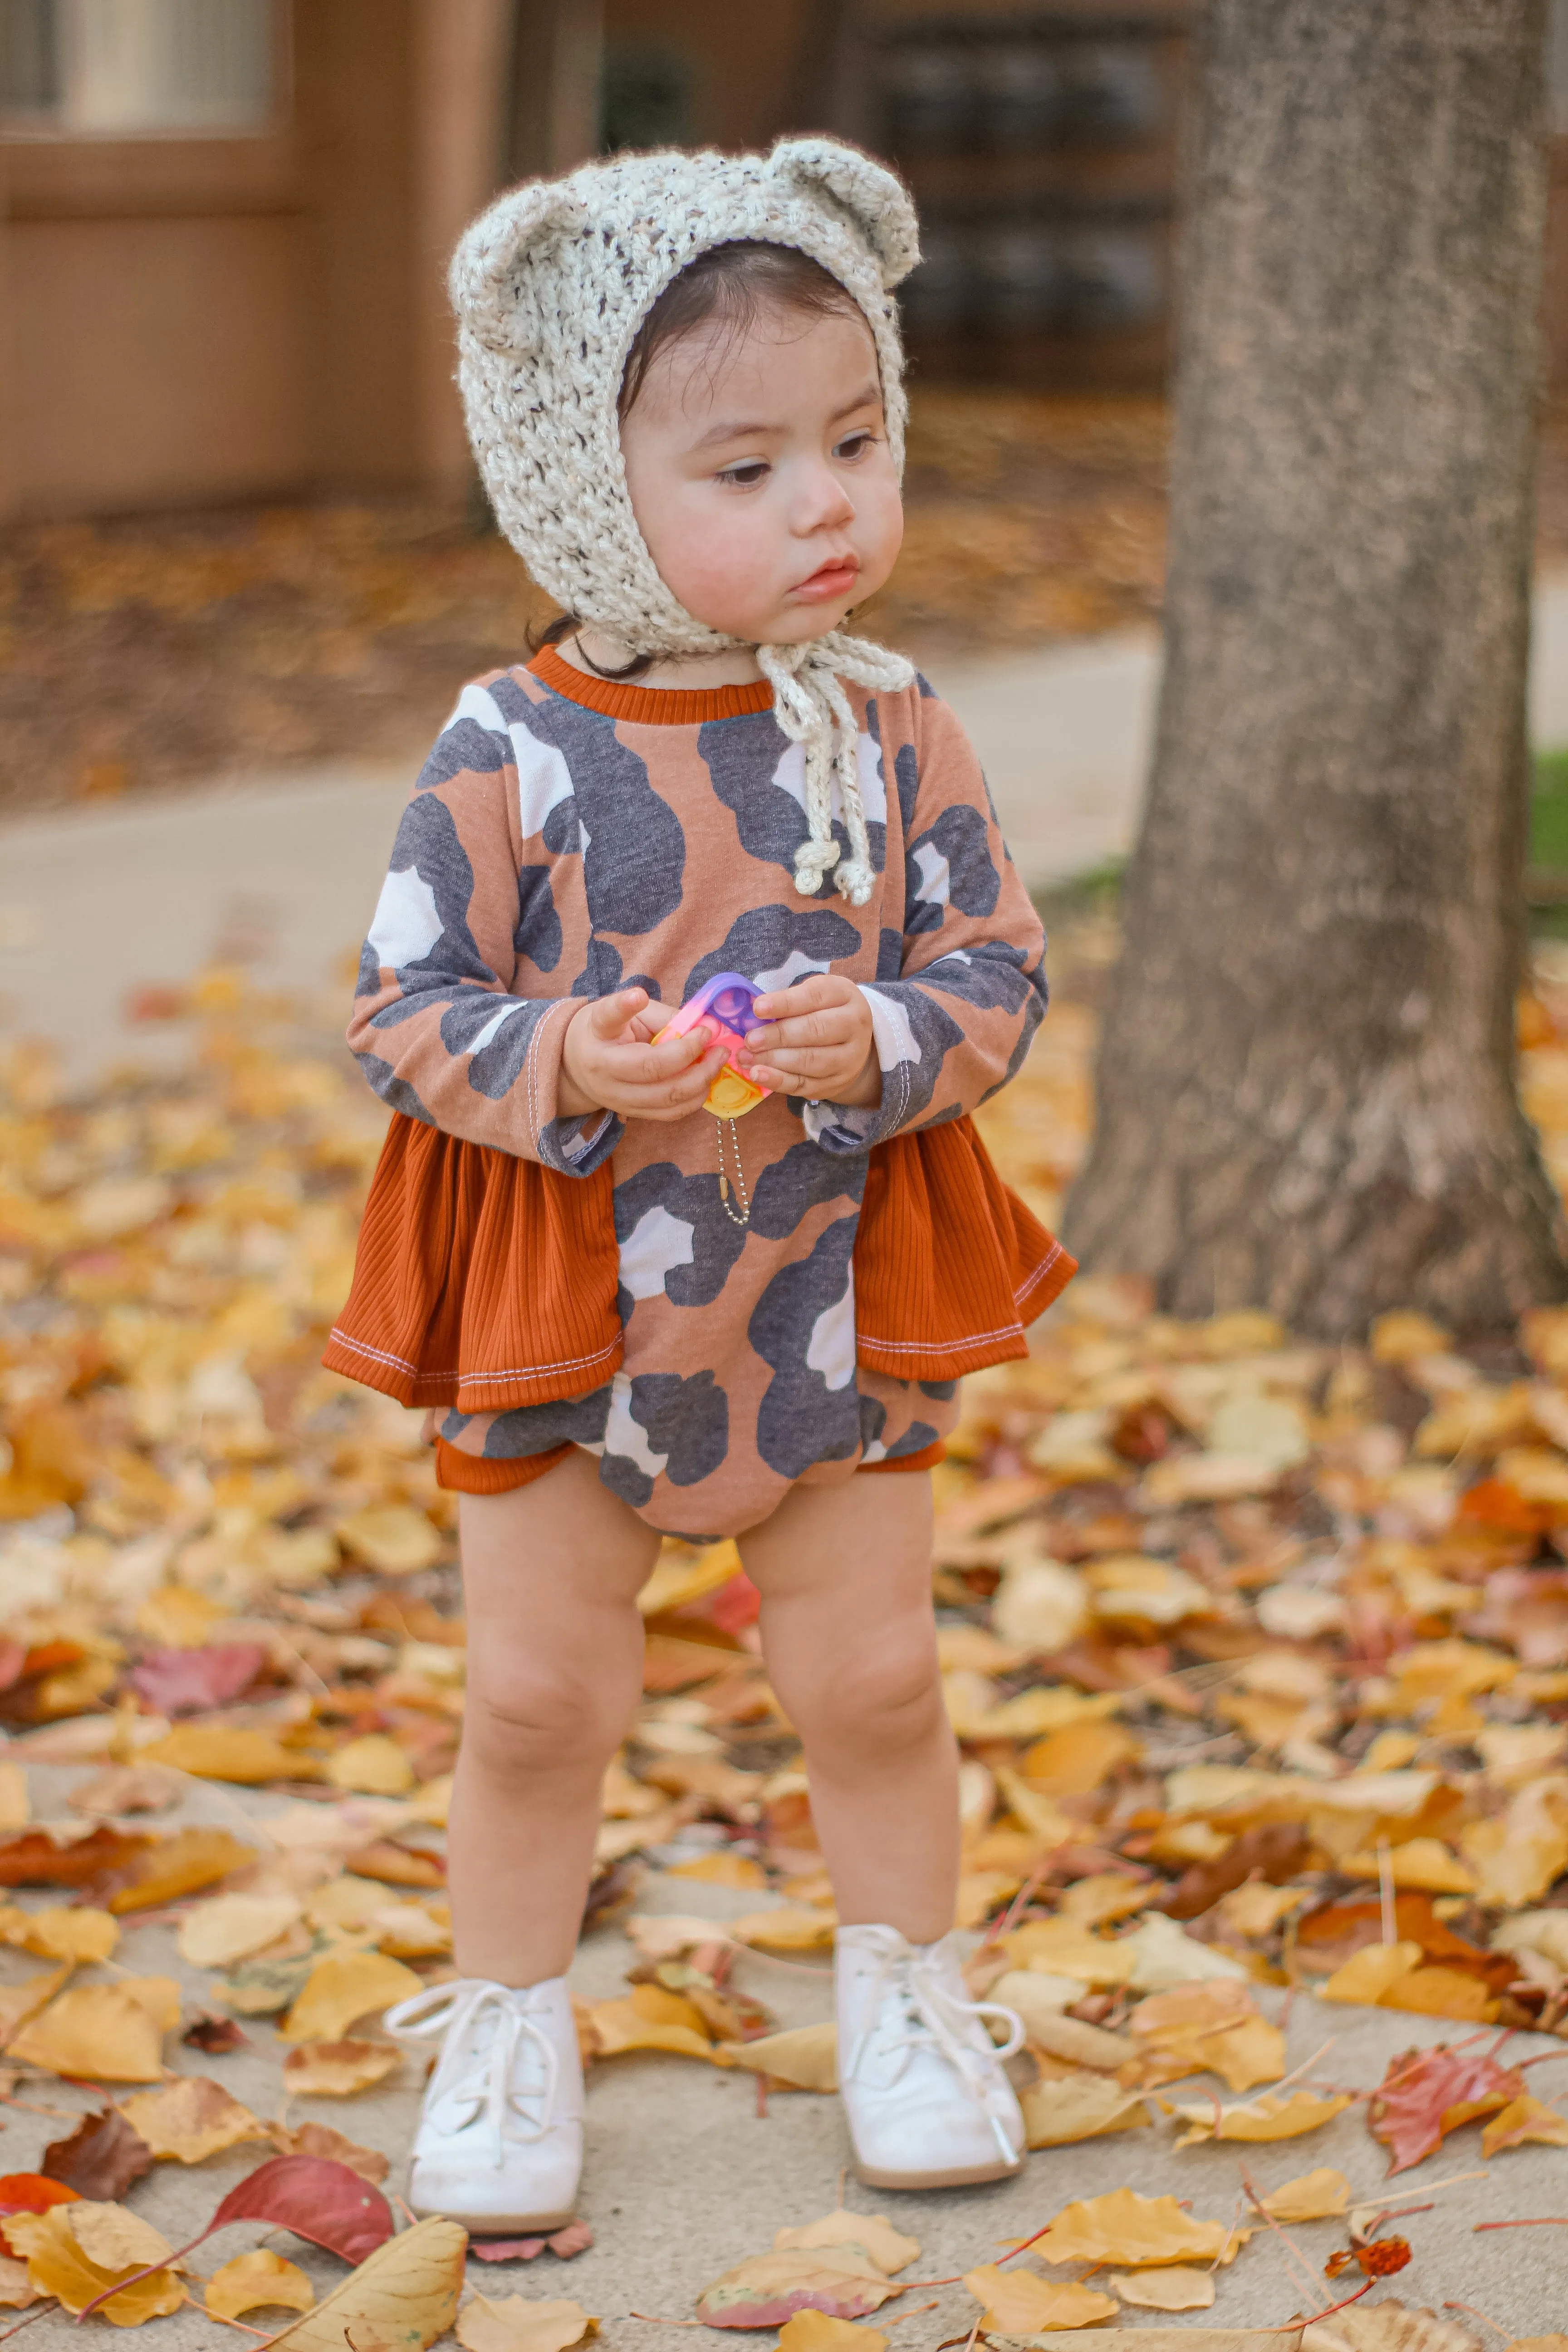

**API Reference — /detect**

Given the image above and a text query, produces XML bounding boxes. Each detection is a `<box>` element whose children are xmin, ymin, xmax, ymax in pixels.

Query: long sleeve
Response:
<box><xmin>804</xmin><ymin>681</ymin><xmax>1047</xmax><ymax>1155</ymax></box>
<box><xmin>346</xmin><ymin>682</ymin><xmax>619</xmax><ymax>1175</ymax></box>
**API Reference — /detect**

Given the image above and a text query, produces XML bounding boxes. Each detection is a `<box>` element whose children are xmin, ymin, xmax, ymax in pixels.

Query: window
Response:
<box><xmin>0</xmin><ymin>0</ymin><xmax>276</xmax><ymax>135</ymax></box>
<box><xmin>1553</xmin><ymin>0</ymin><xmax>1568</xmax><ymax>136</ymax></box>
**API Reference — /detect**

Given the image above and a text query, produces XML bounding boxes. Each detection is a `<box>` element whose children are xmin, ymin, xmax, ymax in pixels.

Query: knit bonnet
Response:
<box><xmin>450</xmin><ymin>138</ymin><xmax>922</xmax><ymax>908</ymax></box>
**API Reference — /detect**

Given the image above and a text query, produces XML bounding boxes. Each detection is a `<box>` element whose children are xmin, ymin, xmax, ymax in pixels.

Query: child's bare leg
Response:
<box><xmin>447</xmin><ymin>1450</ymin><xmax>661</xmax><ymax>1984</ymax></box>
<box><xmin>739</xmin><ymin>1471</ymin><xmax>956</xmax><ymax>1941</ymax></box>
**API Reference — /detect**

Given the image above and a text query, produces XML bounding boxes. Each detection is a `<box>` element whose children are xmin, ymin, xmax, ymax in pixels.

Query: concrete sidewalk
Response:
<box><xmin>1</xmin><ymin>1754</ymin><xmax>1566</xmax><ymax>2349</ymax></box>
<box><xmin>7</xmin><ymin>573</ymin><xmax>1568</xmax><ymax>1077</ymax></box>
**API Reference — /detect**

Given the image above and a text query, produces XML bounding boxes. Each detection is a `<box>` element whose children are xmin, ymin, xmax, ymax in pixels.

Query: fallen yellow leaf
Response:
<box><xmin>1172</xmin><ymin>2090</ymin><xmax>1352</xmax><ymax>2147</ymax></box>
<box><xmin>664</xmin><ymin>1852</ymin><xmax>767</xmax><ymax>1889</ymax></box>
<box><xmin>9</xmin><ymin>1978</ymin><xmax>178</xmax><ymax>2080</ymax></box>
<box><xmin>205</xmin><ymin>2250</ymin><xmax>316</xmax><ymax>2321</ymax></box>
<box><xmin>263</xmin><ymin>2214</ymin><xmax>467</xmax><ymax>2352</ymax></box>
<box><xmin>335</xmin><ymin>1504</ymin><xmax>443</xmax><ymax>1576</ymax></box>
<box><xmin>1002</xmin><ymin>1916</ymin><xmax>1138</xmax><ymax>1983</ymax></box>
<box><xmin>1259</xmin><ymin>2168</ymin><xmax>1351</xmax><ymax>2224</ymax></box>
<box><xmin>108</xmin><ymin>1825</ymin><xmax>258</xmax><ymax>1911</ymax></box>
<box><xmin>0</xmin><ymin>1901</ymin><xmax>116</xmax><ymax>1964</ymax></box>
<box><xmin>455</xmin><ymin>2292</ymin><xmax>599</xmax><ymax>2352</ymax></box>
<box><xmin>65</xmin><ymin>2203</ymin><xmax>174</xmax><ymax>2274</ymax></box>
<box><xmin>1218</xmin><ymin>1883</ymin><xmax>1310</xmax><ymax>1939</ymax></box>
<box><xmin>1319</xmin><ymin>1940</ymin><xmax>1425</xmax><ymax>2006</ymax></box>
<box><xmin>178</xmin><ymin>1891</ymin><xmax>304</xmax><ymax>1968</ymax></box>
<box><xmin>0</xmin><ymin>1962</ymin><xmax>71</xmax><ymax>2044</ymax></box>
<box><xmin>10</xmin><ymin>2201</ymin><xmax>183</xmax><ymax>2324</ymax></box>
<box><xmin>963</xmin><ymin>2264</ymin><xmax>1118</xmax><ymax>2332</ymax></box>
<box><xmin>718</xmin><ymin>2022</ymin><xmax>839</xmax><ymax>2091</ymax></box>
<box><xmin>1341</xmin><ymin>1840</ymin><xmax>1475</xmax><ymax>1895</ymax></box>
<box><xmin>730</xmin><ymin>1908</ymin><xmax>836</xmax><ymax>1954</ymax></box>
<box><xmin>279</xmin><ymin>1949</ymin><xmax>424</xmax><ymax>2043</ymax></box>
<box><xmin>1481</xmin><ymin>2094</ymin><xmax>1568</xmax><ymax>2156</ymax></box>
<box><xmin>773</xmin><ymin>2211</ymin><xmax>919</xmax><ymax>2274</ymax></box>
<box><xmin>1112</xmin><ymin>2266</ymin><xmax>1215</xmax><ymax>2311</ymax></box>
<box><xmin>1130</xmin><ymin>1980</ymin><xmax>1285</xmax><ymax>2093</ymax></box>
<box><xmin>1021</xmin><ymin>2071</ymin><xmax>1152</xmax><ymax>2146</ymax></box>
<box><xmin>135</xmin><ymin>1584</ymin><xmax>227</xmax><ymax>1647</ymax></box>
<box><xmin>1019</xmin><ymin>1718</ymin><xmax>1139</xmax><ymax>1794</ymax></box>
<box><xmin>0</xmin><ymin>2251</ymin><xmax>36</xmax><ymax>2308</ymax></box>
<box><xmin>775</xmin><ymin>2315</ymin><xmax>887</xmax><ymax>2352</ymax></box>
<box><xmin>282</xmin><ymin>2038</ymin><xmax>403</xmax><ymax>2096</ymax></box>
<box><xmin>1058</xmin><ymin>1872</ymin><xmax>1155</xmax><ymax>1928</ymax></box>
<box><xmin>1032</xmin><ymin>2188</ymin><xmax>1246</xmax><ymax>2268</ymax></box>
<box><xmin>372</xmin><ymin>1899</ymin><xmax>453</xmax><ymax>1960</ymax></box>
<box><xmin>327</xmin><ymin>1735</ymin><xmax>416</xmax><ymax>1797</ymax></box>
<box><xmin>1379</xmin><ymin>1965</ymin><xmax>1498</xmax><ymax>2023</ymax></box>
<box><xmin>1461</xmin><ymin>1779</ymin><xmax>1568</xmax><ymax>1908</ymax></box>
<box><xmin>306</xmin><ymin>1874</ymin><xmax>402</xmax><ymax>1931</ymax></box>
<box><xmin>585</xmin><ymin>1995</ymin><xmax>721</xmax><ymax>2064</ymax></box>
<box><xmin>118</xmin><ymin>2074</ymin><xmax>267</xmax><ymax>2161</ymax></box>
<box><xmin>0</xmin><ymin>1762</ymin><xmax>27</xmax><ymax>1833</ymax></box>
<box><xmin>140</xmin><ymin>1725</ymin><xmax>307</xmax><ymax>1784</ymax></box>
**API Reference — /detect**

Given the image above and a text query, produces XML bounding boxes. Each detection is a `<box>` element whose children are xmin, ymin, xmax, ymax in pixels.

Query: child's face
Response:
<box><xmin>619</xmin><ymin>303</ymin><xmax>904</xmax><ymax>647</ymax></box>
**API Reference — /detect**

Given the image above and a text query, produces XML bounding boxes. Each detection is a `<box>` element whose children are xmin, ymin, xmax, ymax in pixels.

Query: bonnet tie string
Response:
<box><xmin>757</xmin><ymin>632</ymin><xmax>916</xmax><ymax>908</ymax></box>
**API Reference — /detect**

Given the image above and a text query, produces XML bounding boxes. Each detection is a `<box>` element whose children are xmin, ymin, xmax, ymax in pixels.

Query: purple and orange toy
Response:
<box><xmin>653</xmin><ymin>971</ymin><xmax>772</xmax><ymax>1118</ymax></box>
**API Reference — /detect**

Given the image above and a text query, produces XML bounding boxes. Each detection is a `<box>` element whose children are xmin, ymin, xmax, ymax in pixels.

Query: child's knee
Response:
<box><xmin>464</xmin><ymin>1659</ymin><xmax>628</xmax><ymax>1779</ymax></box>
<box><xmin>804</xmin><ymin>1634</ymin><xmax>945</xmax><ymax>1756</ymax></box>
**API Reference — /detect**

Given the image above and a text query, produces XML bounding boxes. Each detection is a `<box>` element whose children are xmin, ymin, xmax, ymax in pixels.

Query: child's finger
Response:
<box><xmin>612</xmin><ymin>1038</ymin><xmax>726</xmax><ymax>1107</ymax></box>
<box><xmin>751</xmin><ymin>974</ymin><xmax>850</xmax><ymax>1022</ymax></box>
<box><xmin>747</xmin><ymin>1054</ymin><xmax>847</xmax><ymax>1093</ymax></box>
<box><xmin>743</xmin><ymin>1009</ymin><xmax>854</xmax><ymax>1059</ymax></box>
<box><xmin>625</xmin><ymin>1026</ymin><xmax>717</xmax><ymax>1083</ymax></box>
<box><xmin>583</xmin><ymin>987</ymin><xmax>650</xmax><ymax>1038</ymax></box>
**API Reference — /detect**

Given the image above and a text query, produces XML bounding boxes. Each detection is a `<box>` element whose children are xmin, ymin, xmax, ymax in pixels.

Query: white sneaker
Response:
<box><xmin>385</xmin><ymin>1976</ymin><xmax>584</xmax><ymax>2233</ymax></box>
<box><xmin>836</xmin><ymin>1924</ymin><xmax>1026</xmax><ymax>2190</ymax></box>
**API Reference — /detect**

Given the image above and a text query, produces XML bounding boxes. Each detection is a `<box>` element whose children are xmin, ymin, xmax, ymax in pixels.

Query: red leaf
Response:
<box><xmin>42</xmin><ymin>2109</ymin><xmax>152</xmax><ymax>2200</ymax></box>
<box><xmin>207</xmin><ymin>2155</ymin><xmax>395</xmax><ymax>2264</ymax></box>
<box><xmin>1357</xmin><ymin>2237</ymin><xmax>1413</xmax><ymax>2277</ymax></box>
<box><xmin>1368</xmin><ymin>2044</ymin><xmax>1524</xmax><ymax>2175</ymax></box>
<box><xmin>182</xmin><ymin>2014</ymin><xmax>252</xmax><ymax>2054</ymax></box>
<box><xmin>1325</xmin><ymin>2239</ymin><xmax>1412</xmax><ymax>2280</ymax></box>
<box><xmin>130</xmin><ymin>1643</ymin><xmax>267</xmax><ymax>1715</ymax></box>
<box><xmin>0</xmin><ymin>1826</ymin><xmax>153</xmax><ymax>1887</ymax></box>
<box><xmin>1456</xmin><ymin>1478</ymin><xmax>1554</xmax><ymax>1535</ymax></box>
<box><xmin>0</xmin><ymin>2175</ymin><xmax>81</xmax><ymax>2216</ymax></box>
<box><xmin>472</xmin><ymin>2223</ymin><xmax>593</xmax><ymax>2263</ymax></box>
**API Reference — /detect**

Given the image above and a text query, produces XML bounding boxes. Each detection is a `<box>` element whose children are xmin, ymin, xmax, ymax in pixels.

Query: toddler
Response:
<box><xmin>325</xmin><ymin>137</ymin><xmax>1074</xmax><ymax>2230</ymax></box>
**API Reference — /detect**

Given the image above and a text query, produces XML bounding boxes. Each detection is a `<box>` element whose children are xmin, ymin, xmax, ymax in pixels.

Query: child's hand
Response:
<box><xmin>559</xmin><ymin>988</ymin><xmax>725</xmax><ymax>1123</ymax></box>
<box><xmin>742</xmin><ymin>975</ymin><xmax>882</xmax><ymax>1106</ymax></box>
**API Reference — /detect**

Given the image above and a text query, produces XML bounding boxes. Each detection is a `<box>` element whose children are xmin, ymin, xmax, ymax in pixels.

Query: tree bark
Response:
<box><xmin>1063</xmin><ymin>0</ymin><xmax>1568</xmax><ymax>1338</ymax></box>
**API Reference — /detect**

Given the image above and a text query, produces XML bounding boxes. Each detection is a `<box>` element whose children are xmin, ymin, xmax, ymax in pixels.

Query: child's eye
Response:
<box><xmin>717</xmin><ymin>461</ymin><xmax>769</xmax><ymax>488</ymax></box>
<box><xmin>834</xmin><ymin>431</ymin><xmax>877</xmax><ymax>461</ymax></box>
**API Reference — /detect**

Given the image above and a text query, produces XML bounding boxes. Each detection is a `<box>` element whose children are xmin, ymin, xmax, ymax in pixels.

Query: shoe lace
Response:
<box><xmin>385</xmin><ymin>1980</ymin><xmax>560</xmax><ymax>2169</ymax></box>
<box><xmin>845</xmin><ymin>1947</ymin><xmax>1024</xmax><ymax>2164</ymax></box>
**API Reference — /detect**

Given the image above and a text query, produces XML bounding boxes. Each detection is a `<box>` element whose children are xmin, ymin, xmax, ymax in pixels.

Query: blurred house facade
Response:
<box><xmin>0</xmin><ymin>0</ymin><xmax>1565</xmax><ymax>524</ymax></box>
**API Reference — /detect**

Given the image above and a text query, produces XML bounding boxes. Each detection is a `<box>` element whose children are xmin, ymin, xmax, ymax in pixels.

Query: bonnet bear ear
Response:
<box><xmin>449</xmin><ymin>180</ymin><xmax>587</xmax><ymax>353</ymax></box>
<box><xmin>768</xmin><ymin>137</ymin><xmax>921</xmax><ymax>288</ymax></box>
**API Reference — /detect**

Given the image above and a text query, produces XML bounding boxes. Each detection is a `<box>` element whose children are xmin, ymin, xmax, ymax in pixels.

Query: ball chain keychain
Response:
<box><xmin>652</xmin><ymin>972</ymin><xmax>771</xmax><ymax>1230</ymax></box>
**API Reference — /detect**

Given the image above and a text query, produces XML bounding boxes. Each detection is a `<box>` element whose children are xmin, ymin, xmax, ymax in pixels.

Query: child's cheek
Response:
<box><xmin>656</xmin><ymin>504</ymin><xmax>777</xmax><ymax>629</ymax></box>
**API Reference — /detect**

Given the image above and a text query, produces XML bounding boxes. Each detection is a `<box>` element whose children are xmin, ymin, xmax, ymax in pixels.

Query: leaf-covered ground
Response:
<box><xmin>6</xmin><ymin>928</ymin><xmax>1568</xmax><ymax>2339</ymax></box>
<box><xmin>13</xmin><ymin>394</ymin><xmax>1568</xmax><ymax>818</ymax></box>
<box><xmin>0</xmin><ymin>391</ymin><xmax>1174</xmax><ymax>814</ymax></box>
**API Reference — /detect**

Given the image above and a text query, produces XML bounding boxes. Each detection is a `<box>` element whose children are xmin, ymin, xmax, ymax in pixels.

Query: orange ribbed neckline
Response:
<box><xmin>527</xmin><ymin>641</ymin><xmax>774</xmax><ymax>725</ymax></box>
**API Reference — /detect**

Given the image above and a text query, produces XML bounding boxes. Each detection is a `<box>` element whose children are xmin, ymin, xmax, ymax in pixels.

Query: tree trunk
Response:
<box><xmin>1063</xmin><ymin>0</ymin><xmax>1568</xmax><ymax>1339</ymax></box>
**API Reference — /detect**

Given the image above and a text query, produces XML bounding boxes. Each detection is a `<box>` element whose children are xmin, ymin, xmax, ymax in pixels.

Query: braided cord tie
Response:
<box><xmin>757</xmin><ymin>633</ymin><xmax>916</xmax><ymax>908</ymax></box>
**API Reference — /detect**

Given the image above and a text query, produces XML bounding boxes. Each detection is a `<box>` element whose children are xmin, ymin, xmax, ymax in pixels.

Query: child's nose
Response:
<box><xmin>793</xmin><ymin>461</ymin><xmax>856</xmax><ymax>533</ymax></box>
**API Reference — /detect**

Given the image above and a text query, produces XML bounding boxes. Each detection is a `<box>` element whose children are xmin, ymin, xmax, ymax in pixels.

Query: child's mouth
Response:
<box><xmin>795</xmin><ymin>559</ymin><xmax>859</xmax><ymax>602</ymax></box>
